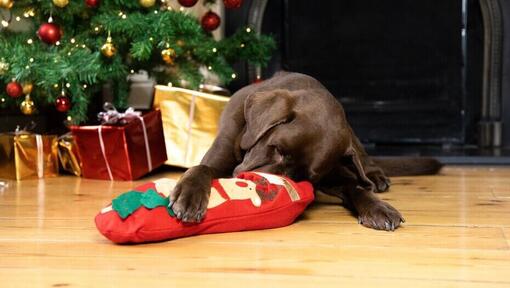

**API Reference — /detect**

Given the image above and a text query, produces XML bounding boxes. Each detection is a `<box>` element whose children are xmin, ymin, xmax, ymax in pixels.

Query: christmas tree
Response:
<box><xmin>0</xmin><ymin>0</ymin><xmax>274</xmax><ymax>124</ymax></box>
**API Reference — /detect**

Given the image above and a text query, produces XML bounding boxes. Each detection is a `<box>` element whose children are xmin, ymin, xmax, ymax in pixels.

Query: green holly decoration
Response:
<box><xmin>112</xmin><ymin>191</ymin><xmax>143</xmax><ymax>219</ymax></box>
<box><xmin>167</xmin><ymin>206</ymin><xmax>176</xmax><ymax>217</ymax></box>
<box><xmin>111</xmin><ymin>188</ymin><xmax>176</xmax><ymax>219</ymax></box>
<box><xmin>141</xmin><ymin>189</ymin><xmax>170</xmax><ymax>208</ymax></box>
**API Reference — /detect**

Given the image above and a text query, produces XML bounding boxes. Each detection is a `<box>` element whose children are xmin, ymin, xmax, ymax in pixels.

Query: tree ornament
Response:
<box><xmin>0</xmin><ymin>0</ymin><xmax>13</xmax><ymax>9</ymax></box>
<box><xmin>223</xmin><ymin>0</ymin><xmax>242</xmax><ymax>9</ymax></box>
<box><xmin>22</xmin><ymin>83</ymin><xmax>33</xmax><ymax>95</ymax></box>
<box><xmin>37</xmin><ymin>23</ymin><xmax>62</xmax><ymax>45</ymax></box>
<box><xmin>161</xmin><ymin>48</ymin><xmax>176</xmax><ymax>65</ymax></box>
<box><xmin>52</xmin><ymin>0</ymin><xmax>69</xmax><ymax>8</ymax></box>
<box><xmin>139</xmin><ymin>0</ymin><xmax>155</xmax><ymax>8</ymax></box>
<box><xmin>20</xmin><ymin>95</ymin><xmax>36</xmax><ymax>115</ymax></box>
<box><xmin>6</xmin><ymin>81</ymin><xmax>23</xmax><ymax>98</ymax></box>
<box><xmin>178</xmin><ymin>0</ymin><xmax>198</xmax><ymax>7</ymax></box>
<box><xmin>85</xmin><ymin>0</ymin><xmax>100</xmax><ymax>8</ymax></box>
<box><xmin>101</xmin><ymin>33</ymin><xmax>116</xmax><ymax>58</ymax></box>
<box><xmin>201</xmin><ymin>11</ymin><xmax>221</xmax><ymax>32</ymax></box>
<box><xmin>252</xmin><ymin>76</ymin><xmax>263</xmax><ymax>84</ymax></box>
<box><xmin>0</xmin><ymin>59</ymin><xmax>8</xmax><ymax>75</ymax></box>
<box><xmin>55</xmin><ymin>91</ymin><xmax>71</xmax><ymax>112</ymax></box>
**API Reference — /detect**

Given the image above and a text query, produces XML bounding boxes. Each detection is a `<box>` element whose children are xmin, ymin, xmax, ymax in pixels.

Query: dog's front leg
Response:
<box><xmin>170</xmin><ymin>165</ymin><xmax>214</xmax><ymax>222</ymax></box>
<box><xmin>345</xmin><ymin>186</ymin><xmax>405</xmax><ymax>231</ymax></box>
<box><xmin>170</xmin><ymin>93</ymin><xmax>249</xmax><ymax>223</ymax></box>
<box><xmin>171</xmin><ymin>137</ymin><xmax>240</xmax><ymax>222</ymax></box>
<box><xmin>320</xmin><ymin>184</ymin><xmax>405</xmax><ymax>231</ymax></box>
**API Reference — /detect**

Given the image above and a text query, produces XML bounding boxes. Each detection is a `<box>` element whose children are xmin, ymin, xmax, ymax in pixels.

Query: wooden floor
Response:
<box><xmin>1</xmin><ymin>166</ymin><xmax>510</xmax><ymax>287</ymax></box>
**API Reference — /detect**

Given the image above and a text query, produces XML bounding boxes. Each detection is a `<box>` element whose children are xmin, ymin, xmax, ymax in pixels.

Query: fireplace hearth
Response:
<box><xmin>225</xmin><ymin>0</ymin><xmax>510</xmax><ymax>163</ymax></box>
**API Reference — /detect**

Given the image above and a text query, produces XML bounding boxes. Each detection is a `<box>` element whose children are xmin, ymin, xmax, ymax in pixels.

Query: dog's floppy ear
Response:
<box><xmin>344</xmin><ymin>136</ymin><xmax>376</xmax><ymax>191</ymax></box>
<box><xmin>240</xmin><ymin>89</ymin><xmax>295</xmax><ymax>150</ymax></box>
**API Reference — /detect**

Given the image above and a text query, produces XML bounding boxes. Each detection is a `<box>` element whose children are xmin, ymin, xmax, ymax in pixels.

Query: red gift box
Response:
<box><xmin>70</xmin><ymin>110</ymin><xmax>167</xmax><ymax>181</ymax></box>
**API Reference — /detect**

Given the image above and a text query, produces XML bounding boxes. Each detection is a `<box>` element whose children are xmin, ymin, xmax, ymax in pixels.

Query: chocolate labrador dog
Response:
<box><xmin>169</xmin><ymin>72</ymin><xmax>441</xmax><ymax>231</ymax></box>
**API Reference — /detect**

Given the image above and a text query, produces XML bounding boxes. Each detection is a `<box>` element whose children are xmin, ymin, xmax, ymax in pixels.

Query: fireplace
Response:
<box><xmin>225</xmin><ymin>0</ymin><xmax>510</xmax><ymax>162</ymax></box>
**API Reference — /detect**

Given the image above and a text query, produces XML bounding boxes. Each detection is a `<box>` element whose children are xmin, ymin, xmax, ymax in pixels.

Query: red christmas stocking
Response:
<box><xmin>95</xmin><ymin>172</ymin><xmax>314</xmax><ymax>244</ymax></box>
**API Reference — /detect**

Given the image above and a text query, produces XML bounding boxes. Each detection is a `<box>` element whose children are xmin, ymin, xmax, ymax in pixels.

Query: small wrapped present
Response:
<box><xmin>70</xmin><ymin>104</ymin><xmax>167</xmax><ymax>181</ymax></box>
<box><xmin>57</xmin><ymin>133</ymin><xmax>82</xmax><ymax>176</ymax></box>
<box><xmin>153</xmin><ymin>85</ymin><xmax>229</xmax><ymax>168</ymax></box>
<box><xmin>0</xmin><ymin>130</ymin><xmax>59</xmax><ymax>180</ymax></box>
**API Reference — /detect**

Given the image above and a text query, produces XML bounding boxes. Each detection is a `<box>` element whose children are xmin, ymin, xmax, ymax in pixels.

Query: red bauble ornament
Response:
<box><xmin>201</xmin><ymin>11</ymin><xmax>221</xmax><ymax>32</ymax></box>
<box><xmin>37</xmin><ymin>23</ymin><xmax>62</xmax><ymax>45</ymax></box>
<box><xmin>178</xmin><ymin>0</ymin><xmax>198</xmax><ymax>7</ymax></box>
<box><xmin>85</xmin><ymin>0</ymin><xmax>100</xmax><ymax>8</ymax></box>
<box><xmin>223</xmin><ymin>0</ymin><xmax>242</xmax><ymax>9</ymax></box>
<box><xmin>55</xmin><ymin>95</ymin><xmax>72</xmax><ymax>112</ymax></box>
<box><xmin>6</xmin><ymin>81</ymin><xmax>23</xmax><ymax>98</ymax></box>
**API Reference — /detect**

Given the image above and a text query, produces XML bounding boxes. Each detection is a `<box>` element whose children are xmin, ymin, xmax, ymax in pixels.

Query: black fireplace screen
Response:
<box><xmin>282</xmin><ymin>0</ymin><xmax>467</xmax><ymax>144</ymax></box>
<box><xmin>225</xmin><ymin>0</ymin><xmax>486</xmax><ymax>145</ymax></box>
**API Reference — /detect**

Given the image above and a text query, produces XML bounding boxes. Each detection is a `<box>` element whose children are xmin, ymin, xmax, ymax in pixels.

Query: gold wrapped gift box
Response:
<box><xmin>57</xmin><ymin>133</ymin><xmax>82</xmax><ymax>177</ymax></box>
<box><xmin>0</xmin><ymin>133</ymin><xmax>59</xmax><ymax>180</ymax></box>
<box><xmin>153</xmin><ymin>85</ymin><xmax>230</xmax><ymax>168</ymax></box>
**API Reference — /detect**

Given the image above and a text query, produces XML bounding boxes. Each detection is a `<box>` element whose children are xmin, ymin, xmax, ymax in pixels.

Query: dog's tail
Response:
<box><xmin>371</xmin><ymin>157</ymin><xmax>443</xmax><ymax>177</ymax></box>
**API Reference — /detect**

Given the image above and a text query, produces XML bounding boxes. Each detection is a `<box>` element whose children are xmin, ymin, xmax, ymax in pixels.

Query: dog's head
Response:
<box><xmin>233</xmin><ymin>89</ymin><xmax>348</xmax><ymax>183</ymax></box>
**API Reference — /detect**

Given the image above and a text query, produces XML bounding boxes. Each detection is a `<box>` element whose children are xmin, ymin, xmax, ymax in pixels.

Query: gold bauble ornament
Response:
<box><xmin>20</xmin><ymin>95</ymin><xmax>36</xmax><ymax>115</ymax></box>
<box><xmin>100</xmin><ymin>36</ymin><xmax>116</xmax><ymax>58</ymax></box>
<box><xmin>0</xmin><ymin>0</ymin><xmax>14</xmax><ymax>9</ymax></box>
<box><xmin>161</xmin><ymin>48</ymin><xmax>176</xmax><ymax>65</ymax></box>
<box><xmin>22</xmin><ymin>83</ymin><xmax>33</xmax><ymax>95</ymax></box>
<box><xmin>52</xmin><ymin>0</ymin><xmax>69</xmax><ymax>8</ymax></box>
<box><xmin>139</xmin><ymin>0</ymin><xmax>156</xmax><ymax>8</ymax></box>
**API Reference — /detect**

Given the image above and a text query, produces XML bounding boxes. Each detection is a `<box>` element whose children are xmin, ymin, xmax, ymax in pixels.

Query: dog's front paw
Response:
<box><xmin>367</xmin><ymin>170</ymin><xmax>391</xmax><ymax>193</ymax></box>
<box><xmin>358</xmin><ymin>201</ymin><xmax>404</xmax><ymax>231</ymax></box>
<box><xmin>170</xmin><ymin>165</ymin><xmax>212</xmax><ymax>223</ymax></box>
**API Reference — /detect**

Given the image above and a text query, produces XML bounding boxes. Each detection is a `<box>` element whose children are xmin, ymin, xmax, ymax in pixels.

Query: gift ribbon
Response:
<box><xmin>36</xmin><ymin>134</ymin><xmax>44</xmax><ymax>178</ymax></box>
<box><xmin>98</xmin><ymin>126</ymin><xmax>114</xmax><ymax>181</ymax></box>
<box><xmin>138</xmin><ymin>116</ymin><xmax>153</xmax><ymax>171</ymax></box>
<box><xmin>97</xmin><ymin>103</ymin><xmax>153</xmax><ymax>180</ymax></box>
<box><xmin>98</xmin><ymin>103</ymin><xmax>143</xmax><ymax>125</ymax></box>
<box><xmin>184</xmin><ymin>94</ymin><xmax>197</xmax><ymax>165</ymax></box>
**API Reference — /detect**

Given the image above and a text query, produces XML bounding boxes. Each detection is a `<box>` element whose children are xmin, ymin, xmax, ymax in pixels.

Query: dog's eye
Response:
<box><xmin>273</xmin><ymin>145</ymin><xmax>294</xmax><ymax>165</ymax></box>
<box><xmin>274</xmin><ymin>146</ymin><xmax>288</xmax><ymax>157</ymax></box>
<box><xmin>274</xmin><ymin>146</ymin><xmax>284</xmax><ymax>155</ymax></box>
